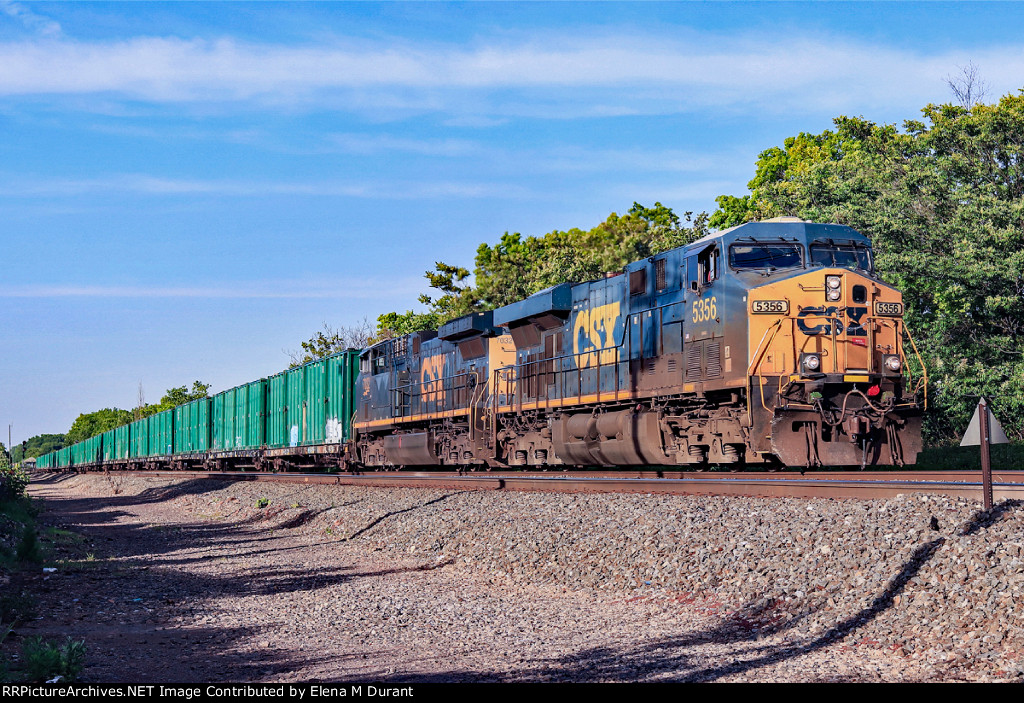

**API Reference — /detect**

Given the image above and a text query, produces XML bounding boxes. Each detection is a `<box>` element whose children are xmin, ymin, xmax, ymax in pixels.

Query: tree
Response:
<box><xmin>65</xmin><ymin>409</ymin><xmax>134</xmax><ymax>444</ymax></box>
<box><xmin>710</xmin><ymin>91</ymin><xmax>1024</xmax><ymax>443</ymax></box>
<box><xmin>375</xmin><ymin>202</ymin><xmax>708</xmax><ymax>338</ymax></box>
<box><xmin>945</xmin><ymin>62</ymin><xmax>989</xmax><ymax>109</ymax></box>
<box><xmin>287</xmin><ymin>320</ymin><xmax>374</xmax><ymax>366</ymax></box>
<box><xmin>160</xmin><ymin>381</ymin><xmax>212</xmax><ymax>407</ymax></box>
<box><xmin>12</xmin><ymin>434</ymin><xmax>64</xmax><ymax>463</ymax></box>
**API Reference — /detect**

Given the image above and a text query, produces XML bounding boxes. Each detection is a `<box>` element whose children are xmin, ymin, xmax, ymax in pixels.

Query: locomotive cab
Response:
<box><xmin>735</xmin><ymin>221</ymin><xmax>925</xmax><ymax>467</ymax></box>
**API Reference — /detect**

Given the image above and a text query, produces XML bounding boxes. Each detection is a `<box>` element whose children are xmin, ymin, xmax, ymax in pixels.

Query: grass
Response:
<box><xmin>19</xmin><ymin>636</ymin><xmax>86</xmax><ymax>683</ymax></box>
<box><xmin>917</xmin><ymin>442</ymin><xmax>1024</xmax><ymax>471</ymax></box>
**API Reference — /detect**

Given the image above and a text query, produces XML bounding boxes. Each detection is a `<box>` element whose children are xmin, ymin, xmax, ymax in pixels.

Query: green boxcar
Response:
<box><xmin>114</xmin><ymin>424</ymin><xmax>130</xmax><ymax>460</ymax></box>
<box><xmin>70</xmin><ymin>437</ymin><xmax>93</xmax><ymax>466</ymax></box>
<box><xmin>102</xmin><ymin>429</ymin><xmax>116</xmax><ymax>461</ymax></box>
<box><xmin>242</xmin><ymin>379</ymin><xmax>266</xmax><ymax>448</ymax></box>
<box><xmin>129</xmin><ymin>417</ymin><xmax>148</xmax><ymax>458</ymax></box>
<box><xmin>326</xmin><ymin>350</ymin><xmax>360</xmax><ymax>443</ymax></box>
<box><xmin>214</xmin><ymin>380</ymin><xmax>266</xmax><ymax>450</ymax></box>
<box><xmin>147</xmin><ymin>409</ymin><xmax>174</xmax><ymax>456</ymax></box>
<box><xmin>213</xmin><ymin>387</ymin><xmax>235</xmax><ymax>450</ymax></box>
<box><xmin>304</xmin><ymin>359</ymin><xmax>328</xmax><ymax>445</ymax></box>
<box><xmin>266</xmin><ymin>371</ymin><xmax>289</xmax><ymax>448</ymax></box>
<box><xmin>285</xmin><ymin>365</ymin><xmax>306</xmax><ymax>447</ymax></box>
<box><xmin>174</xmin><ymin>398</ymin><xmax>210</xmax><ymax>454</ymax></box>
<box><xmin>265</xmin><ymin>350</ymin><xmax>359</xmax><ymax>448</ymax></box>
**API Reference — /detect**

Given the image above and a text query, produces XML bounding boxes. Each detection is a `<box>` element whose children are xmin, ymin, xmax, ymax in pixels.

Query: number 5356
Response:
<box><xmin>692</xmin><ymin>296</ymin><xmax>717</xmax><ymax>323</ymax></box>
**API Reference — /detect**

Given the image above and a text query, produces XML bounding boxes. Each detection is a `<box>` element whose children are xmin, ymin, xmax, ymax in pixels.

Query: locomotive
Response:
<box><xmin>38</xmin><ymin>218</ymin><xmax>925</xmax><ymax>472</ymax></box>
<box><xmin>355</xmin><ymin>217</ymin><xmax>925</xmax><ymax>469</ymax></box>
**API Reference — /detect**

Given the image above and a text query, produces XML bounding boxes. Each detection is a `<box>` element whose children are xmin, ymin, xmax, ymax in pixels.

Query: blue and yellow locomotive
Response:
<box><xmin>354</xmin><ymin>218</ymin><xmax>925</xmax><ymax>469</ymax></box>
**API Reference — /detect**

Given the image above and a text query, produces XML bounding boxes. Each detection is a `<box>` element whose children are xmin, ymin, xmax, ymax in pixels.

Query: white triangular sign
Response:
<box><xmin>960</xmin><ymin>399</ymin><xmax>1010</xmax><ymax>446</ymax></box>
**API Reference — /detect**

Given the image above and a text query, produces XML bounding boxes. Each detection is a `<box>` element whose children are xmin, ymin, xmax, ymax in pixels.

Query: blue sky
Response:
<box><xmin>3</xmin><ymin>1</ymin><xmax>1024</xmax><ymax>443</ymax></box>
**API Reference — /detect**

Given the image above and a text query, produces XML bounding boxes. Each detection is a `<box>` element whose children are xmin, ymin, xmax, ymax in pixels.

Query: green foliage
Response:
<box><xmin>711</xmin><ymin>91</ymin><xmax>1024</xmax><ymax>444</ymax></box>
<box><xmin>15</xmin><ymin>525</ymin><xmax>41</xmax><ymax>563</ymax></box>
<box><xmin>20</xmin><ymin>636</ymin><xmax>86</xmax><ymax>683</ymax></box>
<box><xmin>375</xmin><ymin>310</ymin><xmax>442</xmax><ymax>340</ymax></box>
<box><xmin>288</xmin><ymin>321</ymin><xmax>373</xmax><ymax>366</ymax></box>
<box><xmin>64</xmin><ymin>408</ymin><xmax>133</xmax><ymax>445</ymax></box>
<box><xmin>0</xmin><ymin>622</ymin><xmax>11</xmax><ymax>683</ymax></box>
<box><xmin>11</xmin><ymin>435</ymin><xmax>64</xmax><ymax>463</ymax></box>
<box><xmin>62</xmin><ymin>380</ymin><xmax>212</xmax><ymax>443</ymax></box>
<box><xmin>255</xmin><ymin>497</ymin><xmax>270</xmax><ymax>509</ymax></box>
<box><xmin>159</xmin><ymin>381</ymin><xmax>212</xmax><ymax>408</ymax></box>
<box><xmin>0</xmin><ymin>465</ymin><xmax>29</xmax><ymax>501</ymax></box>
<box><xmin>374</xmin><ymin>202</ymin><xmax>708</xmax><ymax>338</ymax></box>
<box><xmin>916</xmin><ymin>442</ymin><xmax>1024</xmax><ymax>471</ymax></box>
<box><xmin>0</xmin><ymin>594</ymin><xmax>37</xmax><ymax>625</ymax></box>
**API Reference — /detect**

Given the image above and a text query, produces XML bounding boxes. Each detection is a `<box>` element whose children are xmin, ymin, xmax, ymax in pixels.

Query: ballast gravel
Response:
<box><xmin>19</xmin><ymin>472</ymin><xmax>1024</xmax><ymax>682</ymax></box>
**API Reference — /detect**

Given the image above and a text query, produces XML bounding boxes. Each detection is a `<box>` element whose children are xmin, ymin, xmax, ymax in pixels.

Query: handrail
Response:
<box><xmin>746</xmin><ymin>318</ymin><xmax>783</xmax><ymax>415</ymax></box>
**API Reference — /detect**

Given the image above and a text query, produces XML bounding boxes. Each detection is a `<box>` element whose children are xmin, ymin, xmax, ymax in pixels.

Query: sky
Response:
<box><xmin>3</xmin><ymin>1</ymin><xmax>1024</xmax><ymax>444</ymax></box>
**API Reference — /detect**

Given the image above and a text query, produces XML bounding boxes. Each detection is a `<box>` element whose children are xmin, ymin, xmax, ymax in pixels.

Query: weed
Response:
<box><xmin>325</xmin><ymin>526</ymin><xmax>334</xmax><ymax>536</ymax></box>
<box><xmin>0</xmin><ymin>622</ymin><xmax>10</xmax><ymax>683</ymax></box>
<box><xmin>15</xmin><ymin>525</ymin><xmax>41</xmax><ymax>563</ymax></box>
<box><xmin>0</xmin><ymin>594</ymin><xmax>37</xmax><ymax>624</ymax></box>
<box><xmin>85</xmin><ymin>553</ymin><xmax>95</xmax><ymax>562</ymax></box>
<box><xmin>255</xmin><ymin>497</ymin><xmax>270</xmax><ymax>509</ymax></box>
<box><xmin>0</xmin><ymin>466</ymin><xmax>29</xmax><ymax>501</ymax></box>
<box><xmin>20</xmin><ymin>636</ymin><xmax>86</xmax><ymax>683</ymax></box>
<box><xmin>44</xmin><ymin>528</ymin><xmax>84</xmax><ymax>545</ymax></box>
<box><xmin>290</xmin><ymin>502</ymin><xmax>300</xmax><ymax>510</ymax></box>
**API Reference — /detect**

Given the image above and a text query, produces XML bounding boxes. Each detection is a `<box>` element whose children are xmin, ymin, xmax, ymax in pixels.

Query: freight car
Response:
<box><xmin>38</xmin><ymin>217</ymin><xmax>925</xmax><ymax>472</ymax></box>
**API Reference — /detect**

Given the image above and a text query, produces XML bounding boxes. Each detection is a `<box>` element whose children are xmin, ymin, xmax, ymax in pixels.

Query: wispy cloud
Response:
<box><xmin>0</xmin><ymin>1</ymin><xmax>60</xmax><ymax>37</ymax></box>
<box><xmin>0</xmin><ymin>277</ymin><xmax>426</xmax><ymax>300</ymax></box>
<box><xmin>0</xmin><ymin>33</ymin><xmax>1022</xmax><ymax>116</ymax></box>
<box><xmin>327</xmin><ymin>133</ymin><xmax>479</xmax><ymax>157</ymax></box>
<box><xmin>0</xmin><ymin>174</ymin><xmax>532</xmax><ymax>199</ymax></box>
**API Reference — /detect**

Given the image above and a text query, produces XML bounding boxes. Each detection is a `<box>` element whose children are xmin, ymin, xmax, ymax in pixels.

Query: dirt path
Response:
<box><xmin>6</xmin><ymin>472</ymin><xmax>961</xmax><ymax>682</ymax></box>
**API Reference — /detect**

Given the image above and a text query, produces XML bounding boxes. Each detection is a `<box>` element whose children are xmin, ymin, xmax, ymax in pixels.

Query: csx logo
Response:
<box><xmin>797</xmin><ymin>306</ymin><xmax>868</xmax><ymax>336</ymax></box>
<box><xmin>421</xmin><ymin>353</ymin><xmax>447</xmax><ymax>401</ymax></box>
<box><xmin>573</xmin><ymin>302</ymin><xmax>621</xmax><ymax>368</ymax></box>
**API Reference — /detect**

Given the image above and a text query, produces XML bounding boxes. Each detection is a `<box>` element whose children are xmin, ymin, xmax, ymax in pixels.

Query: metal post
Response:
<box><xmin>980</xmin><ymin>398</ymin><xmax>993</xmax><ymax>511</ymax></box>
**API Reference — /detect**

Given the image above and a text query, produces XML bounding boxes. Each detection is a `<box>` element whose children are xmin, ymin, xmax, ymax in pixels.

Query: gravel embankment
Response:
<box><xmin>24</xmin><ymin>472</ymin><xmax>1024</xmax><ymax>682</ymax></box>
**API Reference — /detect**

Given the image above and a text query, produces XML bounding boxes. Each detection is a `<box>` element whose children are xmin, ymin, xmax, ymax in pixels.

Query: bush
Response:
<box><xmin>15</xmin><ymin>525</ymin><xmax>41</xmax><ymax>563</ymax></box>
<box><xmin>0</xmin><ymin>466</ymin><xmax>29</xmax><ymax>501</ymax></box>
<box><xmin>20</xmin><ymin>636</ymin><xmax>86</xmax><ymax>683</ymax></box>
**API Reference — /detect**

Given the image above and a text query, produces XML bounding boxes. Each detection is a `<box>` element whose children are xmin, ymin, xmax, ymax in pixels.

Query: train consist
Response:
<box><xmin>38</xmin><ymin>218</ymin><xmax>926</xmax><ymax>472</ymax></box>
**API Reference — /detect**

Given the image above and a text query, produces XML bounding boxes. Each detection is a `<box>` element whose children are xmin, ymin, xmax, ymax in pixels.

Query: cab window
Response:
<box><xmin>698</xmin><ymin>245</ymin><xmax>719</xmax><ymax>285</ymax></box>
<box><xmin>810</xmin><ymin>243</ymin><xmax>872</xmax><ymax>272</ymax></box>
<box><xmin>729</xmin><ymin>243</ymin><xmax>802</xmax><ymax>271</ymax></box>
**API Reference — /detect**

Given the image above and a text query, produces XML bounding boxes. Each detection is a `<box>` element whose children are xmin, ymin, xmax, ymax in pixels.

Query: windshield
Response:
<box><xmin>729</xmin><ymin>243</ymin><xmax>803</xmax><ymax>271</ymax></box>
<box><xmin>810</xmin><ymin>243</ymin><xmax>872</xmax><ymax>272</ymax></box>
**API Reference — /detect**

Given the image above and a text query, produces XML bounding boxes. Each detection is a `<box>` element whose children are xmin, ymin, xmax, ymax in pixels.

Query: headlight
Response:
<box><xmin>802</xmin><ymin>354</ymin><xmax>821</xmax><ymax>372</ymax></box>
<box><xmin>826</xmin><ymin>276</ymin><xmax>841</xmax><ymax>289</ymax></box>
<box><xmin>884</xmin><ymin>355</ymin><xmax>902</xmax><ymax>372</ymax></box>
<box><xmin>826</xmin><ymin>288</ymin><xmax>842</xmax><ymax>301</ymax></box>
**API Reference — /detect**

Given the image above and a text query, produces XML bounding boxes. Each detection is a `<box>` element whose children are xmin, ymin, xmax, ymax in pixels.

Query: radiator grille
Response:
<box><xmin>706</xmin><ymin>341</ymin><xmax>722</xmax><ymax>378</ymax></box>
<box><xmin>686</xmin><ymin>344</ymin><xmax>702</xmax><ymax>381</ymax></box>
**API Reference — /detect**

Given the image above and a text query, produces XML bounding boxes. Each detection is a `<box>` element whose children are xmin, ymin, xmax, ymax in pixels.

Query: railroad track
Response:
<box><xmin>71</xmin><ymin>468</ymin><xmax>1024</xmax><ymax>502</ymax></box>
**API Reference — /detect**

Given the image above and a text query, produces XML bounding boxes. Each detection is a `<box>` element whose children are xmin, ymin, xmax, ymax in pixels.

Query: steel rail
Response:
<box><xmin>78</xmin><ymin>468</ymin><xmax>1024</xmax><ymax>502</ymax></box>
